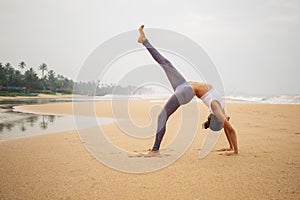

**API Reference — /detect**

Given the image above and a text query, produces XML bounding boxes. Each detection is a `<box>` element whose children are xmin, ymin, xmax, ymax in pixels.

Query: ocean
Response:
<box><xmin>93</xmin><ymin>94</ymin><xmax>300</xmax><ymax>104</ymax></box>
<box><xmin>225</xmin><ymin>95</ymin><xmax>300</xmax><ymax>104</ymax></box>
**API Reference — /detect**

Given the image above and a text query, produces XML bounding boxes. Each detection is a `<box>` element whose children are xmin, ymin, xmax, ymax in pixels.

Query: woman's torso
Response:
<box><xmin>189</xmin><ymin>82</ymin><xmax>224</xmax><ymax>114</ymax></box>
<box><xmin>189</xmin><ymin>82</ymin><xmax>212</xmax><ymax>98</ymax></box>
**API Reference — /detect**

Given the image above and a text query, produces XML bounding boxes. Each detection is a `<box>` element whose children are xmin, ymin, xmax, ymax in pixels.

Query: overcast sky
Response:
<box><xmin>0</xmin><ymin>0</ymin><xmax>299</xmax><ymax>96</ymax></box>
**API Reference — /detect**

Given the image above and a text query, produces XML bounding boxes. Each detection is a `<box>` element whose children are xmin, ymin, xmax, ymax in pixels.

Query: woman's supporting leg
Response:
<box><xmin>151</xmin><ymin>83</ymin><xmax>195</xmax><ymax>151</ymax></box>
<box><xmin>143</xmin><ymin>39</ymin><xmax>186</xmax><ymax>91</ymax></box>
<box><xmin>152</xmin><ymin>94</ymin><xmax>180</xmax><ymax>151</ymax></box>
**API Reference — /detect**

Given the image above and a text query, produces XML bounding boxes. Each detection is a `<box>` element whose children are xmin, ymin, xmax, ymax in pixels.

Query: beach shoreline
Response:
<box><xmin>0</xmin><ymin>93</ymin><xmax>77</xmax><ymax>100</ymax></box>
<box><xmin>0</xmin><ymin>100</ymin><xmax>299</xmax><ymax>199</ymax></box>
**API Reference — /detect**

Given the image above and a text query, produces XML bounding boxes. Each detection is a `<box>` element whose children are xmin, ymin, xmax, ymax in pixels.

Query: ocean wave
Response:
<box><xmin>226</xmin><ymin>95</ymin><xmax>300</xmax><ymax>104</ymax></box>
<box><xmin>71</xmin><ymin>94</ymin><xmax>300</xmax><ymax>105</ymax></box>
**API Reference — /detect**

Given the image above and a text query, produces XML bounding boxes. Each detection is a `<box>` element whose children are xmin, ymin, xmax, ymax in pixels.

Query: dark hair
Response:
<box><xmin>203</xmin><ymin>114</ymin><xmax>212</xmax><ymax>129</ymax></box>
<box><xmin>203</xmin><ymin>113</ymin><xmax>223</xmax><ymax>131</ymax></box>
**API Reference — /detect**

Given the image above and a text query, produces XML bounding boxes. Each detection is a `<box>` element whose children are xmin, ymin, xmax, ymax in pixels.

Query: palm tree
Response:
<box><xmin>4</xmin><ymin>63</ymin><xmax>13</xmax><ymax>90</ymax></box>
<box><xmin>24</xmin><ymin>68</ymin><xmax>39</xmax><ymax>92</ymax></box>
<box><xmin>47</xmin><ymin>70</ymin><xmax>56</xmax><ymax>90</ymax></box>
<box><xmin>0</xmin><ymin>63</ymin><xmax>4</xmax><ymax>85</ymax></box>
<box><xmin>38</xmin><ymin>63</ymin><xmax>47</xmax><ymax>78</ymax></box>
<box><xmin>4</xmin><ymin>62</ymin><xmax>12</xmax><ymax>69</ymax></box>
<box><xmin>18</xmin><ymin>61</ymin><xmax>26</xmax><ymax>71</ymax></box>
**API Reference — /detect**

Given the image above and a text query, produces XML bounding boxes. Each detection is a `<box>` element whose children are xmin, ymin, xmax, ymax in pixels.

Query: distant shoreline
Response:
<box><xmin>0</xmin><ymin>93</ymin><xmax>83</xmax><ymax>100</ymax></box>
<box><xmin>1</xmin><ymin>93</ymin><xmax>299</xmax><ymax>105</ymax></box>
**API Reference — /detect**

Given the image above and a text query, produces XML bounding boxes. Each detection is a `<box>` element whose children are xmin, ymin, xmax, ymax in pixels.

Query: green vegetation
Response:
<box><xmin>0</xmin><ymin>61</ymin><xmax>152</xmax><ymax>97</ymax></box>
<box><xmin>0</xmin><ymin>61</ymin><xmax>73</xmax><ymax>96</ymax></box>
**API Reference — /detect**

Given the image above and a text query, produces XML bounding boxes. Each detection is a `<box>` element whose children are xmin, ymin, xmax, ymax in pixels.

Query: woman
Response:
<box><xmin>138</xmin><ymin>25</ymin><xmax>238</xmax><ymax>156</ymax></box>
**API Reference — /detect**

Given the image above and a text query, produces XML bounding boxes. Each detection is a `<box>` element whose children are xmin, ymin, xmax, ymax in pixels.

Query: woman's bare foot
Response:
<box><xmin>138</xmin><ymin>25</ymin><xmax>147</xmax><ymax>43</ymax></box>
<box><xmin>144</xmin><ymin>149</ymin><xmax>160</xmax><ymax>157</ymax></box>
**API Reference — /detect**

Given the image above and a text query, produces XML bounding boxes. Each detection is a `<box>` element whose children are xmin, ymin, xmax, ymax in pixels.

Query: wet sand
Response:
<box><xmin>1</xmin><ymin>100</ymin><xmax>300</xmax><ymax>199</ymax></box>
<box><xmin>0</xmin><ymin>94</ymin><xmax>76</xmax><ymax>100</ymax></box>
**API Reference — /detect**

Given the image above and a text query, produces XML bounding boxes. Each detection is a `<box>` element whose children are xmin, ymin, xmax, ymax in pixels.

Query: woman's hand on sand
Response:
<box><xmin>216</xmin><ymin>147</ymin><xmax>233</xmax><ymax>152</ymax></box>
<box><xmin>218</xmin><ymin>151</ymin><xmax>238</xmax><ymax>156</ymax></box>
<box><xmin>224</xmin><ymin>152</ymin><xmax>238</xmax><ymax>156</ymax></box>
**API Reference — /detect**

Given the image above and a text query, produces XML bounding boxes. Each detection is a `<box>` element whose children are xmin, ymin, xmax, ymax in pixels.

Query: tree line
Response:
<box><xmin>0</xmin><ymin>61</ymin><xmax>152</xmax><ymax>96</ymax></box>
<box><xmin>0</xmin><ymin>61</ymin><xmax>73</xmax><ymax>95</ymax></box>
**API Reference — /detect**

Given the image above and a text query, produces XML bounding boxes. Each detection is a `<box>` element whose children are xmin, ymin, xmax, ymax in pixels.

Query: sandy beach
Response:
<box><xmin>0</xmin><ymin>100</ymin><xmax>299</xmax><ymax>199</ymax></box>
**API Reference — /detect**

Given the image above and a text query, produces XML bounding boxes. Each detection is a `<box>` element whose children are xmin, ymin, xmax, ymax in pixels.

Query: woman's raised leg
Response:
<box><xmin>138</xmin><ymin>25</ymin><xmax>186</xmax><ymax>91</ymax></box>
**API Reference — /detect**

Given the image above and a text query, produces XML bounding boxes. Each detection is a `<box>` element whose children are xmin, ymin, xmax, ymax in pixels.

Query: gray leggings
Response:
<box><xmin>143</xmin><ymin>40</ymin><xmax>195</xmax><ymax>151</ymax></box>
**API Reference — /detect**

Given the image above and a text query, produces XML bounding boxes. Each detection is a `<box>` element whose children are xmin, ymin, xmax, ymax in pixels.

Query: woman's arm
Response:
<box><xmin>211</xmin><ymin>101</ymin><xmax>226</xmax><ymax>123</ymax></box>
<box><xmin>223</xmin><ymin>120</ymin><xmax>238</xmax><ymax>155</ymax></box>
<box><xmin>211</xmin><ymin>101</ymin><xmax>238</xmax><ymax>154</ymax></box>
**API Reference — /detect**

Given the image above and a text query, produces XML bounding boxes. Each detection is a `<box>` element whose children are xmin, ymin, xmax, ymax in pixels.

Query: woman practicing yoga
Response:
<box><xmin>138</xmin><ymin>25</ymin><xmax>238</xmax><ymax>156</ymax></box>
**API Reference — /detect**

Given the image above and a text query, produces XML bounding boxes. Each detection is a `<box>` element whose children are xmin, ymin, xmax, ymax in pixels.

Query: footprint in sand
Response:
<box><xmin>128</xmin><ymin>150</ymin><xmax>172</xmax><ymax>158</ymax></box>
